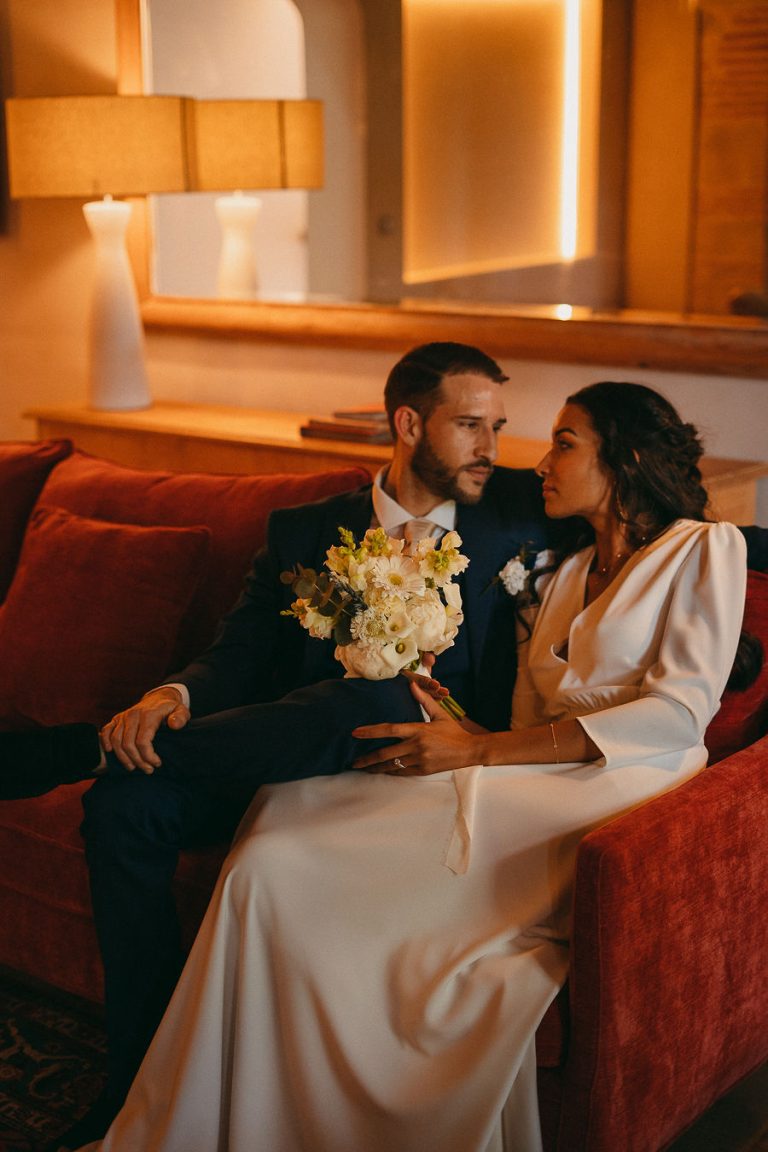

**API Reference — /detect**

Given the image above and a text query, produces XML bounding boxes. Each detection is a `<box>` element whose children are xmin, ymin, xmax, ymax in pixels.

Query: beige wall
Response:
<box><xmin>1</xmin><ymin>0</ymin><xmax>766</xmax><ymax>525</ymax></box>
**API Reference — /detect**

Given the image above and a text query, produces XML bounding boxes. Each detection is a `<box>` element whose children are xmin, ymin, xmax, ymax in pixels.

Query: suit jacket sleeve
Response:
<box><xmin>172</xmin><ymin>486</ymin><xmax>373</xmax><ymax>717</ymax></box>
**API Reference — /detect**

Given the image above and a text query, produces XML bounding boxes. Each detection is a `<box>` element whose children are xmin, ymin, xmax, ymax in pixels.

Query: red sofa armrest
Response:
<box><xmin>556</xmin><ymin>734</ymin><xmax>768</xmax><ymax>1152</ymax></box>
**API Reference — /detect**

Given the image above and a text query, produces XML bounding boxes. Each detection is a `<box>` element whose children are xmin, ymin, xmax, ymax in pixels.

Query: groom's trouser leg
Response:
<box><xmin>81</xmin><ymin>676</ymin><xmax>422</xmax><ymax>1098</ymax></box>
<box><xmin>81</xmin><ymin>774</ymin><xmax>248</xmax><ymax>1105</ymax></box>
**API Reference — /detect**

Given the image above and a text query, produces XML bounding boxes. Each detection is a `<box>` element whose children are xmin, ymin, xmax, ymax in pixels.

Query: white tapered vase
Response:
<box><xmin>82</xmin><ymin>198</ymin><xmax>151</xmax><ymax>411</ymax></box>
<box><xmin>215</xmin><ymin>193</ymin><xmax>261</xmax><ymax>299</ymax></box>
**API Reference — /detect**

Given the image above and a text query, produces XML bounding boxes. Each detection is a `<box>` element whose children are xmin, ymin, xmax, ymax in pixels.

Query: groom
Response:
<box><xmin>28</xmin><ymin>341</ymin><xmax>552</xmax><ymax>1148</ymax></box>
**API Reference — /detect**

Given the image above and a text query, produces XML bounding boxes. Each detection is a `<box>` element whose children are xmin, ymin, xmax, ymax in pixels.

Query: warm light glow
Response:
<box><xmin>554</xmin><ymin>303</ymin><xmax>574</xmax><ymax>320</ymax></box>
<box><xmin>560</xmin><ymin>0</ymin><xmax>581</xmax><ymax>260</ymax></box>
<box><xmin>403</xmin><ymin>0</ymin><xmax>598</xmax><ymax>287</ymax></box>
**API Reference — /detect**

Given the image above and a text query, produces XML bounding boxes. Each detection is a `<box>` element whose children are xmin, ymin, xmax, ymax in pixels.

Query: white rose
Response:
<box><xmin>431</xmin><ymin>614</ymin><xmax>459</xmax><ymax>655</ymax></box>
<box><xmin>407</xmin><ymin>595</ymin><xmax>450</xmax><ymax>653</ymax></box>
<box><xmin>303</xmin><ymin>605</ymin><xmax>336</xmax><ymax>640</ymax></box>
<box><xmin>334</xmin><ymin>642</ymin><xmax>400</xmax><ymax>680</ymax></box>
<box><xmin>292</xmin><ymin>598</ymin><xmax>336</xmax><ymax>641</ymax></box>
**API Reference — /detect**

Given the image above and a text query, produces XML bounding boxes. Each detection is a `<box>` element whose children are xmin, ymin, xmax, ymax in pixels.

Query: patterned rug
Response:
<box><xmin>0</xmin><ymin>967</ymin><xmax>106</xmax><ymax>1151</ymax></box>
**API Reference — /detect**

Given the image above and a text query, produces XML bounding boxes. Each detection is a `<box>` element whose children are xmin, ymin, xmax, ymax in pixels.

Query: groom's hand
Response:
<box><xmin>100</xmin><ymin>686</ymin><xmax>191</xmax><ymax>774</ymax></box>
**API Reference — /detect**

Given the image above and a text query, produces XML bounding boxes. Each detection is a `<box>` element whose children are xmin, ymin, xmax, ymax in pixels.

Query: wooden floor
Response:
<box><xmin>666</xmin><ymin>1062</ymin><xmax>768</xmax><ymax>1151</ymax></box>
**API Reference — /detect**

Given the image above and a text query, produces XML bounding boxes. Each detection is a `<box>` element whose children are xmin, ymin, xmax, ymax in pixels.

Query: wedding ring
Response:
<box><xmin>394</xmin><ymin>757</ymin><xmax>405</xmax><ymax>770</ymax></box>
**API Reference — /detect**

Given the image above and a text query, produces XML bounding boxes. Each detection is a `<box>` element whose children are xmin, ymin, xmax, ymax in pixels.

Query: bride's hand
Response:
<box><xmin>401</xmin><ymin>667</ymin><xmax>449</xmax><ymax>703</ymax></box>
<box><xmin>352</xmin><ymin>688</ymin><xmax>483</xmax><ymax>776</ymax></box>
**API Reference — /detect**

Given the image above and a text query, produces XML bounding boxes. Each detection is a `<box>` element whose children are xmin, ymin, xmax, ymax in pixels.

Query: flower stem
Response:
<box><xmin>440</xmin><ymin>694</ymin><xmax>466</xmax><ymax>722</ymax></box>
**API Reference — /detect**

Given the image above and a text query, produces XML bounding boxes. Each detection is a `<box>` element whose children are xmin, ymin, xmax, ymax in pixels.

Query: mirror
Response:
<box><xmin>117</xmin><ymin>0</ymin><xmax>768</xmax><ymax>378</ymax></box>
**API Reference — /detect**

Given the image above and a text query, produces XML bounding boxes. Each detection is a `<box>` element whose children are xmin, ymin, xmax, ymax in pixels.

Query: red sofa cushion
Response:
<box><xmin>705</xmin><ymin>570</ymin><xmax>768</xmax><ymax>764</ymax></box>
<box><xmin>0</xmin><ymin>506</ymin><xmax>211</xmax><ymax>729</ymax></box>
<box><xmin>34</xmin><ymin>451</ymin><xmax>372</xmax><ymax>668</ymax></box>
<box><xmin>0</xmin><ymin>439</ymin><xmax>73</xmax><ymax>603</ymax></box>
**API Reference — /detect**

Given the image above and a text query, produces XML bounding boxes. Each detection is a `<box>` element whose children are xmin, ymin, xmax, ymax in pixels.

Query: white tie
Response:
<box><xmin>403</xmin><ymin>518</ymin><xmax>435</xmax><ymax>545</ymax></box>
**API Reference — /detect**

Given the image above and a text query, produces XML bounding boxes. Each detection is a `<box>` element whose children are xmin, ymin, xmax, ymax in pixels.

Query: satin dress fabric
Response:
<box><xmin>90</xmin><ymin>520</ymin><xmax>746</xmax><ymax>1152</ymax></box>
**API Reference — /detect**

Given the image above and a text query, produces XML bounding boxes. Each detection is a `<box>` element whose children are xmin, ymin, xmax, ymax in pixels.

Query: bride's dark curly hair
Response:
<box><xmin>555</xmin><ymin>380</ymin><xmax>761</xmax><ymax>692</ymax></box>
<box><xmin>567</xmin><ymin>380</ymin><xmax>709</xmax><ymax>547</ymax></box>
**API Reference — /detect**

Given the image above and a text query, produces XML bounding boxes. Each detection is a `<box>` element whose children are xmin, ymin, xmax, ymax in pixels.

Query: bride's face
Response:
<box><xmin>536</xmin><ymin>404</ymin><xmax>613</xmax><ymax>523</ymax></box>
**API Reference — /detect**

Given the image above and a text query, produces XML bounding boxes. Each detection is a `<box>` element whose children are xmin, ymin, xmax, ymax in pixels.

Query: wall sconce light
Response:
<box><xmin>5</xmin><ymin>95</ymin><xmax>324</xmax><ymax>407</ymax></box>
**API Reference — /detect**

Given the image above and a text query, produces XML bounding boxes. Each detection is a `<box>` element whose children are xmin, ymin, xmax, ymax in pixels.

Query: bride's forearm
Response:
<box><xmin>474</xmin><ymin>719</ymin><xmax>600</xmax><ymax>766</ymax></box>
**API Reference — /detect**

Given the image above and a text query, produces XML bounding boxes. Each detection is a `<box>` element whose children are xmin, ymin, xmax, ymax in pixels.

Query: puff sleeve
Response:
<box><xmin>577</xmin><ymin>522</ymin><xmax>747</xmax><ymax>767</ymax></box>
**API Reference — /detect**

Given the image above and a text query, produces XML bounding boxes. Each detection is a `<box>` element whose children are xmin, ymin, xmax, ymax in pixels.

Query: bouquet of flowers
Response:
<box><xmin>281</xmin><ymin>526</ymin><xmax>468</xmax><ymax>692</ymax></box>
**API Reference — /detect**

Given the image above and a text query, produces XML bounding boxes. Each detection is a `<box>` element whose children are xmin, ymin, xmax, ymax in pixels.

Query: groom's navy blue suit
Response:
<box><xmin>81</xmin><ymin>466</ymin><xmax>552</xmax><ymax>1100</ymax></box>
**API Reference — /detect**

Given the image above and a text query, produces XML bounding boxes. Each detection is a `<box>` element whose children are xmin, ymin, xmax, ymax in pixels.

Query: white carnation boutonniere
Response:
<box><xmin>496</xmin><ymin>545</ymin><xmax>555</xmax><ymax>607</ymax></box>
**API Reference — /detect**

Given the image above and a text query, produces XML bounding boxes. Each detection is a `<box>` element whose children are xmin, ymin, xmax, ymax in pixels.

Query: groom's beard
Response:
<box><xmin>412</xmin><ymin>433</ymin><xmax>493</xmax><ymax>505</ymax></box>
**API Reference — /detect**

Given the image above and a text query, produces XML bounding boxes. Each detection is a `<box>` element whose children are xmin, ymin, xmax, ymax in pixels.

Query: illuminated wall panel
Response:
<box><xmin>403</xmin><ymin>0</ymin><xmax>601</xmax><ymax>286</ymax></box>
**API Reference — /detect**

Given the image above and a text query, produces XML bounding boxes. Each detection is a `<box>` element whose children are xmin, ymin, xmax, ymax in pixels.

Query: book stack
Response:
<box><xmin>299</xmin><ymin>407</ymin><xmax>392</xmax><ymax>445</ymax></box>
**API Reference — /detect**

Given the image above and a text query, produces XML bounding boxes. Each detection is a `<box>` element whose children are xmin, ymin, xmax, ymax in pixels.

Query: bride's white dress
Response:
<box><xmin>96</xmin><ymin>520</ymin><xmax>745</xmax><ymax>1152</ymax></box>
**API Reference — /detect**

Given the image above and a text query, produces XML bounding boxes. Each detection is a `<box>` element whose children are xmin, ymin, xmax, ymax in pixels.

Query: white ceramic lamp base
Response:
<box><xmin>82</xmin><ymin>198</ymin><xmax>151</xmax><ymax>411</ymax></box>
<box><xmin>216</xmin><ymin>192</ymin><xmax>261</xmax><ymax>299</ymax></box>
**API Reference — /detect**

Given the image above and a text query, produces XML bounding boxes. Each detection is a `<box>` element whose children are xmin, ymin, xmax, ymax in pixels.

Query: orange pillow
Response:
<box><xmin>0</xmin><ymin>505</ymin><xmax>210</xmax><ymax>729</ymax></box>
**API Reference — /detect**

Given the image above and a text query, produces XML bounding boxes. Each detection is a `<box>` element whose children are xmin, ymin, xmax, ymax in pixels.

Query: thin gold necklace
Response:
<box><xmin>594</xmin><ymin>550</ymin><xmax>630</xmax><ymax>577</ymax></box>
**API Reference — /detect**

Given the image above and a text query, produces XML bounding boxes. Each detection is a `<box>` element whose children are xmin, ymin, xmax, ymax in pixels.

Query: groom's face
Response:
<box><xmin>411</xmin><ymin>373</ymin><xmax>507</xmax><ymax>505</ymax></box>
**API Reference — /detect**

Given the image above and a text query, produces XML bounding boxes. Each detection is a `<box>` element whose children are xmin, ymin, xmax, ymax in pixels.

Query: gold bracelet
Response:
<box><xmin>549</xmin><ymin>722</ymin><xmax>560</xmax><ymax>764</ymax></box>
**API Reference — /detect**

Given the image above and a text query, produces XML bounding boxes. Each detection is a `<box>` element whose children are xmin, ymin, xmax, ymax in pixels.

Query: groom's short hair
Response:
<box><xmin>384</xmin><ymin>342</ymin><xmax>508</xmax><ymax>434</ymax></box>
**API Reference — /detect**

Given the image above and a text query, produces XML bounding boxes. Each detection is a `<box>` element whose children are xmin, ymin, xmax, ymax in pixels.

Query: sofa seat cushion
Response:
<box><xmin>0</xmin><ymin>783</ymin><xmax>228</xmax><ymax>1001</ymax></box>
<box><xmin>34</xmin><ymin>451</ymin><xmax>372</xmax><ymax>668</ymax></box>
<box><xmin>706</xmin><ymin>569</ymin><xmax>768</xmax><ymax>764</ymax></box>
<box><xmin>0</xmin><ymin>505</ymin><xmax>211</xmax><ymax>729</ymax></box>
<box><xmin>0</xmin><ymin>439</ymin><xmax>73</xmax><ymax>603</ymax></box>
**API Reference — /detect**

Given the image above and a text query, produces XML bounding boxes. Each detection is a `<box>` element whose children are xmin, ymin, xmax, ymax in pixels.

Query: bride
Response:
<box><xmin>88</xmin><ymin>382</ymin><xmax>747</xmax><ymax>1152</ymax></box>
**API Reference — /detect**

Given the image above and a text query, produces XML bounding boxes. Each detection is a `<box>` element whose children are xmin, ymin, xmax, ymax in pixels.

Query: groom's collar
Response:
<box><xmin>371</xmin><ymin>467</ymin><xmax>456</xmax><ymax>536</ymax></box>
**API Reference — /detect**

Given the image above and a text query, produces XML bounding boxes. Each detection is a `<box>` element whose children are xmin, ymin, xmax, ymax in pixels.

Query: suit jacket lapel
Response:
<box><xmin>315</xmin><ymin>488</ymin><xmax>373</xmax><ymax>561</ymax></box>
<box><xmin>455</xmin><ymin>501</ymin><xmax>519</xmax><ymax>729</ymax></box>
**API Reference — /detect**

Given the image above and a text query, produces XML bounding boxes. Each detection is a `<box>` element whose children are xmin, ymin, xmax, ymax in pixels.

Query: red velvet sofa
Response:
<box><xmin>0</xmin><ymin>437</ymin><xmax>766</xmax><ymax>1152</ymax></box>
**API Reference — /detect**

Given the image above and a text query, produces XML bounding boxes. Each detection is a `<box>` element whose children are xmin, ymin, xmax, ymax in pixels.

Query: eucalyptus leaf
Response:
<box><xmin>293</xmin><ymin>576</ymin><xmax>316</xmax><ymax>600</ymax></box>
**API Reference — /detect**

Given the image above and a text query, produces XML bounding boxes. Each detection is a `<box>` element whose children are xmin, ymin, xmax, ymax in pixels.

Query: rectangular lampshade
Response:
<box><xmin>281</xmin><ymin>100</ymin><xmax>324</xmax><ymax>189</ymax></box>
<box><xmin>184</xmin><ymin>100</ymin><xmax>283</xmax><ymax>191</ymax></box>
<box><xmin>6</xmin><ymin>95</ymin><xmax>324</xmax><ymax>200</ymax></box>
<box><xmin>6</xmin><ymin>95</ymin><xmax>190</xmax><ymax>198</ymax></box>
<box><xmin>186</xmin><ymin>99</ymin><xmax>324</xmax><ymax>192</ymax></box>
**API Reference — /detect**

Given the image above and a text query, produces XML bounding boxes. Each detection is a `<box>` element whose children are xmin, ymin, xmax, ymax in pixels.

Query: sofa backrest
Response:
<box><xmin>705</xmin><ymin>569</ymin><xmax>768</xmax><ymax>763</ymax></box>
<box><xmin>33</xmin><ymin>449</ymin><xmax>372</xmax><ymax>666</ymax></box>
<box><xmin>0</xmin><ymin>439</ymin><xmax>73</xmax><ymax>603</ymax></box>
<box><xmin>0</xmin><ymin>448</ymin><xmax>370</xmax><ymax>729</ymax></box>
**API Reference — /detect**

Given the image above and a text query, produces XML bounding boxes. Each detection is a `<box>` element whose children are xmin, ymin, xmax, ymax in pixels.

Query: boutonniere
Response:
<box><xmin>495</xmin><ymin>545</ymin><xmax>554</xmax><ymax>607</ymax></box>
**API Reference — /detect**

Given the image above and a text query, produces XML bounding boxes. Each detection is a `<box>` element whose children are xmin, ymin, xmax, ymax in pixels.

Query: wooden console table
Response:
<box><xmin>26</xmin><ymin>402</ymin><xmax>768</xmax><ymax>525</ymax></box>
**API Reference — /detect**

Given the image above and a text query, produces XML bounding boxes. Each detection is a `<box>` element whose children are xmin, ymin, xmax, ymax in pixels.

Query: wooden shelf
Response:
<box><xmin>26</xmin><ymin>402</ymin><xmax>768</xmax><ymax>524</ymax></box>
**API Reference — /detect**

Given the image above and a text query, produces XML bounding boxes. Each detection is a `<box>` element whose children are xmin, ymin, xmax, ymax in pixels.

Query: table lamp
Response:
<box><xmin>5</xmin><ymin>94</ymin><xmax>324</xmax><ymax>400</ymax></box>
<box><xmin>186</xmin><ymin>99</ymin><xmax>324</xmax><ymax>299</ymax></box>
<box><xmin>5</xmin><ymin>94</ymin><xmax>190</xmax><ymax>410</ymax></box>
